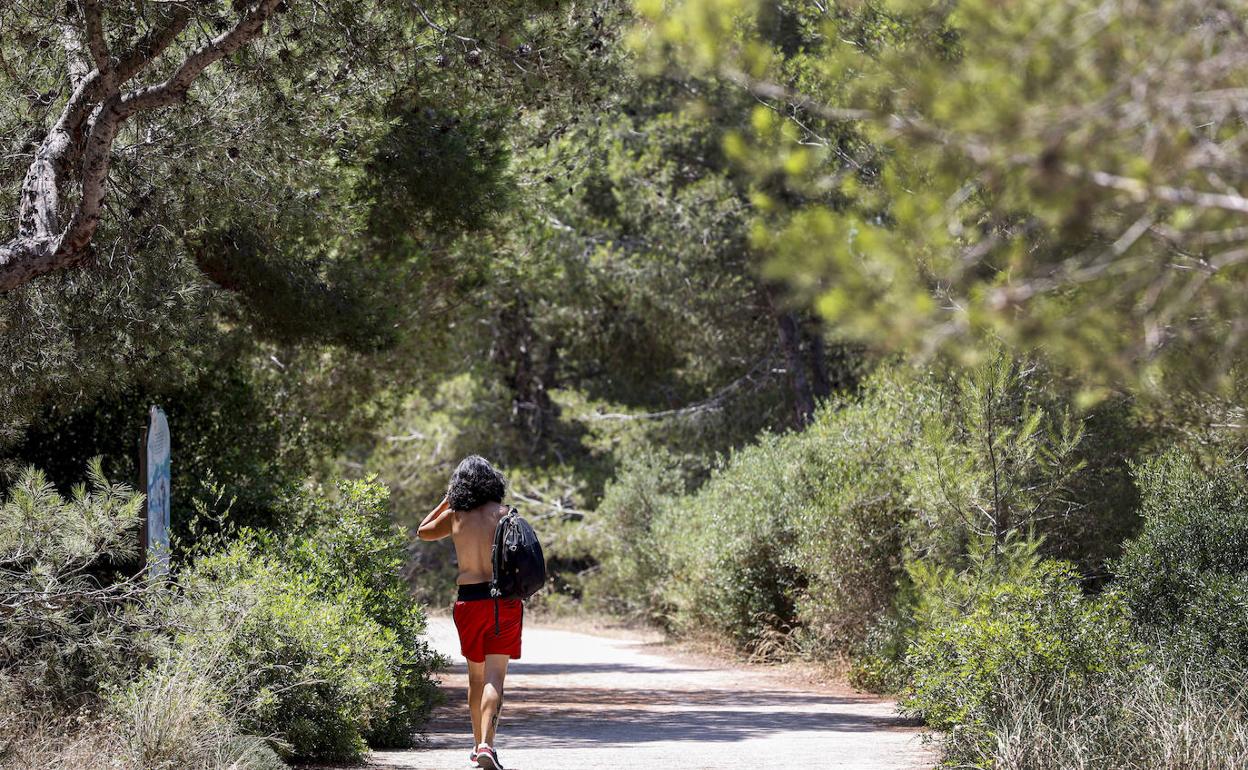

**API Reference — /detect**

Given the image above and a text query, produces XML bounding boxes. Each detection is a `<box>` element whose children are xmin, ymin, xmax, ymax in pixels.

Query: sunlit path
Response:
<box><xmin>371</xmin><ymin>616</ymin><xmax>934</xmax><ymax>770</ymax></box>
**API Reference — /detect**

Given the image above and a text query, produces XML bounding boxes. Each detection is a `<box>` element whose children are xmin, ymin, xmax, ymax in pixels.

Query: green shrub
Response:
<box><xmin>902</xmin><ymin>539</ymin><xmax>1141</xmax><ymax>763</ymax></box>
<box><xmin>1117</xmin><ymin>449</ymin><xmax>1248</xmax><ymax>669</ymax></box>
<box><xmin>173</xmin><ymin>480</ymin><xmax>442</xmax><ymax>760</ymax></box>
<box><xmin>0</xmin><ymin>463</ymin><xmax>153</xmax><ymax>710</ymax></box>
<box><xmin>787</xmin><ymin>368</ymin><xmax>926</xmax><ymax>654</ymax></box>
<box><xmin>846</xmin><ymin>358</ymin><xmax>1134</xmax><ymax>690</ymax></box>
<box><xmin>176</xmin><ymin>546</ymin><xmax>396</xmax><ymax>760</ymax></box>
<box><xmin>0</xmin><ymin>463</ymin><xmax>291</xmax><ymax>770</ymax></box>
<box><xmin>8</xmin><ymin>362</ymin><xmax>357</xmax><ymax>539</ymax></box>
<box><xmin>275</xmin><ymin>479</ymin><xmax>442</xmax><ymax>747</ymax></box>
<box><xmin>848</xmin><ymin>582</ymin><xmax>921</xmax><ymax>693</ymax></box>
<box><xmin>903</xmin><ymin>356</ymin><xmax>1088</xmax><ymax>567</ymax></box>
<box><xmin>603</xmin><ymin>367</ymin><xmax>928</xmax><ymax>657</ymax></box>
<box><xmin>0</xmin><ymin>465</ymin><xmax>440</xmax><ymax>766</ymax></box>
<box><xmin>585</xmin><ymin>447</ymin><xmax>686</xmax><ymax>619</ymax></box>
<box><xmin>651</xmin><ymin>430</ymin><xmax>812</xmax><ymax>655</ymax></box>
<box><xmin>589</xmin><ymin>358</ymin><xmax>1142</xmax><ymax>666</ymax></box>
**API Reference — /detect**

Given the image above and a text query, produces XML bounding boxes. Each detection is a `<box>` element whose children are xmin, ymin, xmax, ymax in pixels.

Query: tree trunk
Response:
<box><xmin>493</xmin><ymin>297</ymin><xmax>558</xmax><ymax>444</ymax></box>
<box><xmin>776</xmin><ymin>311</ymin><xmax>816</xmax><ymax>427</ymax></box>
<box><xmin>804</xmin><ymin>317</ymin><xmax>833</xmax><ymax>401</ymax></box>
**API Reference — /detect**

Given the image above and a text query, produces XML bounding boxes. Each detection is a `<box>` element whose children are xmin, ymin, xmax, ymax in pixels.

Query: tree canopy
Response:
<box><xmin>638</xmin><ymin>0</ymin><xmax>1248</xmax><ymax>398</ymax></box>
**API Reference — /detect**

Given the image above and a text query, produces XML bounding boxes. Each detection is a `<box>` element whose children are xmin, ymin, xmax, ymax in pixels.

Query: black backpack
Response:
<box><xmin>490</xmin><ymin>506</ymin><xmax>546</xmax><ymax>602</ymax></box>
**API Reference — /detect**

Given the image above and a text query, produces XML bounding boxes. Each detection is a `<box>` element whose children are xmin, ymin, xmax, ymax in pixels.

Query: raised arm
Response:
<box><xmin>417</xmin><ymin>495</ymin><xmax>455</xmax><ymax>541</ymax></box>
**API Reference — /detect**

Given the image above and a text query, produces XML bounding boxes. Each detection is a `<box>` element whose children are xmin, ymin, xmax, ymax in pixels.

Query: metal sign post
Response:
<box><xmin>141</xmin><ymin>405</ymin><xmax>171</xmax><ymax>576</ymax></box>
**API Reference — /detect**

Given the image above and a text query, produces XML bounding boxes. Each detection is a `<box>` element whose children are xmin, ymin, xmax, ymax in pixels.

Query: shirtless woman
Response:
<box><xmin>418</xmin><ymin>455</ymin><xmax>519</xmax><ymax>770</ymax></box>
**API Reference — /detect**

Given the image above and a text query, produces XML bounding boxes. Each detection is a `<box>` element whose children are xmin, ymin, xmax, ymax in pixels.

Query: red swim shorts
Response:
<box><xmin>453</xmin><ymin>598</ymin><xmax>523</xmax><ymax>663</ymax></box>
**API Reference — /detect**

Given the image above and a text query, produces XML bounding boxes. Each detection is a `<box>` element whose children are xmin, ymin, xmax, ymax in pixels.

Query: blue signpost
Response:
<box><xmin>144</xmin><ymin>406</ymin><xmax>171</xmax><ymax>575</ymax></box>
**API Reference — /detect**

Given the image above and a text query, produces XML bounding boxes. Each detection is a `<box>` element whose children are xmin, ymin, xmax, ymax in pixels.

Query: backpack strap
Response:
<box><xmin>489</xmin><ymin>509</ymin><xmax>508</xmax><ymax>599</ymax></box>
<box><xmin>489</xmin><ymin>506</ymin><xmax>519</xmax><ymax>636</ymax></box>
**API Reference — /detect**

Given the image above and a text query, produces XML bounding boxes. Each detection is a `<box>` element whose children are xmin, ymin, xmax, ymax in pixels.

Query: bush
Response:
<box><xmin>585</xmin><ymin>447</ymin><xmax>686</xmax><ymax>619</ymax></box>
<box><xmin>902</xmin><ymin>356</ymin><xmax>1088</xmax><ymax>568</ymax></box>
<box><xmin>650</xmin><ymin>430</ymin><xmax>812</xmax><ymax>655</ymax></box>
<box><xmin>0</xmin><ymin>463</ymin><xmax>154</xmax><ymax>711</ymax></box>
<box><xmin>588</xmin><ymin>358</ymin><xmax>1143</xmax><ymax>664</ymax></box>
<box><xmin>271</xmin><ymin>479</ymin><xmax>443</xmax><ymax>747</ymax></box>
<box><xmin>591</xmin><ymin>367</ymin><xmax>929</xmax><ymax>657</ymax></box>
<box><xmin>787</xmin><ymin>368</ymin><xmax>926</xmax><ymax>654</ymax></box>
<box><xmin>172</xmin><ymin>480</ymin><xmax>443</xmax><ymax>760</ymax></box>
<box><xmin>1046</xmin><ymin>396</ymin><xmax>1152</xmax><ymax>581</ymax></box>
<box><xmin>175</xmin><ymin>547</ymin><xmax>400</xmax><ymax>760</ymax></box>
<box><xmin>901</xmin><ymin>538</ymin><xmax>1142</xmax><ymax>763</ymax></box>
<box><xmin>0</xmin><ymin>463</ymin><xmax>288</xmax><ymax>770</ymax></box>
<box><xmin>1117</xmin><ymin>449</ymin><xmax>1248</xmax><ymax>669</ymax></box>
<box><xmin>0</xmin><ymin>466</ymin><xmax>441</xmax><ymax>767</ymax></box>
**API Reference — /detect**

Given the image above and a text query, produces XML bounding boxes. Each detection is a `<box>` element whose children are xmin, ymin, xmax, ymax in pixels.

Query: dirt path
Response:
<box><xmin>369</xmin><ymin>616</ymin><xmax>935</xmax><ymax>770</ymax></box>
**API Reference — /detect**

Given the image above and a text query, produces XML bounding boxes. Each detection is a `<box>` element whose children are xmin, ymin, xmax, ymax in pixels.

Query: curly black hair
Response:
<box><xmin>446</xmin><ymin>455</ymin><xmax>507</xmax><ymax>511</ymax></box>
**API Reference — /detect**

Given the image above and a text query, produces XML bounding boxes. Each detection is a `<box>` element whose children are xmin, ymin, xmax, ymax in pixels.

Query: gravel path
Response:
<box><xmin>369</xmin><ymin>616</ymin><xmax>935</xmax><ymax>770</ymax></box>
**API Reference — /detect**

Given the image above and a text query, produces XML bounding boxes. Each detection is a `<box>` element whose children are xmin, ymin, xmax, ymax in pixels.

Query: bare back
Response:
<box><xmin>451</xmin><ymin>502</ymin><xmax>509</xmax><ymax>585</ymax></box>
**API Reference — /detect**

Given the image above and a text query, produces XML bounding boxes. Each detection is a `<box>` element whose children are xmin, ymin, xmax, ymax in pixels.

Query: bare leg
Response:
<box><xmin>467</xmin><ymin>658</ymin><xmax>485</xmax><ymax>747</ymax></box>
<box><xmin>480</xmin><ymin>654</ymin><xmax>510</xmax><ymax>746</ymax></box>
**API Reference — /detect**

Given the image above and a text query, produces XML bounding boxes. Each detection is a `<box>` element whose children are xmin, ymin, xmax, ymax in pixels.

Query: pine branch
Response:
<box><xmin>0</xmin><ymin>0</ymin><xmax>284</xmax><ymax>292</ymax></box>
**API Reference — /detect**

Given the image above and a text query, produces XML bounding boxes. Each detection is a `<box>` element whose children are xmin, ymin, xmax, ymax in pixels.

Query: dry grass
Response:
<box><xmin>984</xmin><ymin>664</ymin><xmax>1248</xmax><ymax>770</ymax></box>
<box><xmin>0</xmin><ymin>656</ymin><xmax>285</xmax><ymax>770</ymax></box>
<box><xmin>119</xmin><ymin>654</ymin><xmax>286</xmax><ymax>770</ymax></box>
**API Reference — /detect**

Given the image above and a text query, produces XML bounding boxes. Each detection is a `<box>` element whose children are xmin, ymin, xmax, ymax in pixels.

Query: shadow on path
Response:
<box><xmin>386</xmin><ymin>618</ymin><xmax>934</xmax><ymax>770</ymax></box>
<box><xmin>494</xmin><ymin>707</ymin><xmax>913</xmax><ymax>746</ymax></box>
<box><xmin>438</xmin><ymin>683</ymin><xmax>891</xmax><ymax>709</ymax></box>
<box><xmin>426</xmin><ymin>680</ymin><xmax>921</xmax><ymax>749</ymax></box>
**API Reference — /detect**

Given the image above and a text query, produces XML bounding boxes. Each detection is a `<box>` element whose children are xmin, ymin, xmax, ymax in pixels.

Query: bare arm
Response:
<box><xmin>417</xmin><ymin>496</ymin><xmax>454</xmax><ymax>541</ymax></box>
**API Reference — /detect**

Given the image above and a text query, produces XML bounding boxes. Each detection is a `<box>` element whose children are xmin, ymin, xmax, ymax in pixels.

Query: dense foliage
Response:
<box><xmin>0</xmin><ymin>0</ymin><xmax>634</xmax><ymax>531</ymax></box>
<box><xmin>584</xmin><ymin>360</ymin><xmax>1248</xmax><ymax>767</ymax></box>
<box><xmin>588</xmin><ymin>359</ymin><xmax>1142</xmax><ymax>649</ymax></box>
<box><xmin>900</xmin><ymin>542</ymin><xmax>1140</xmax><ymax>747</ymax></box>
<box><xmin>7</xmin><ymin>0</ymin><xmax>1248</xmax><ymax>768</ymax></box>
<box><xmin>171</xmin><ymin>480</ymin><xmax>440</xmax><ymax>760</ymax></box>
<box><xmin>641</xmin><ymin>0</ymin><xmax>1248</xmax><ymax>398</ymax></box>
<box><xmin>0</xmin><ymin>463</ymin><xmax>153</xmax><ymax>712</ymax></box>
<box><xmin>1118</xmin><ymin>451</ymin><xmax>1248</xmax><ymax>672</ymax></box>
<box><xmin>598</xmin><ymin>366</ymin><xmax>926</xmax><ymax>651</ymax></box>
<box><xmin>0</xmin><ymin>469</ymin><xmax>440</xmax><ymax>768</ymax></box>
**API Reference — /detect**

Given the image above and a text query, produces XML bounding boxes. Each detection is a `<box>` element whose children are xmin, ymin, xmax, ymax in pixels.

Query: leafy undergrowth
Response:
<box><xmin>0</xmin><ymin>467</ymin><xmax>442</xmax><ymax>770</ymax></box>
